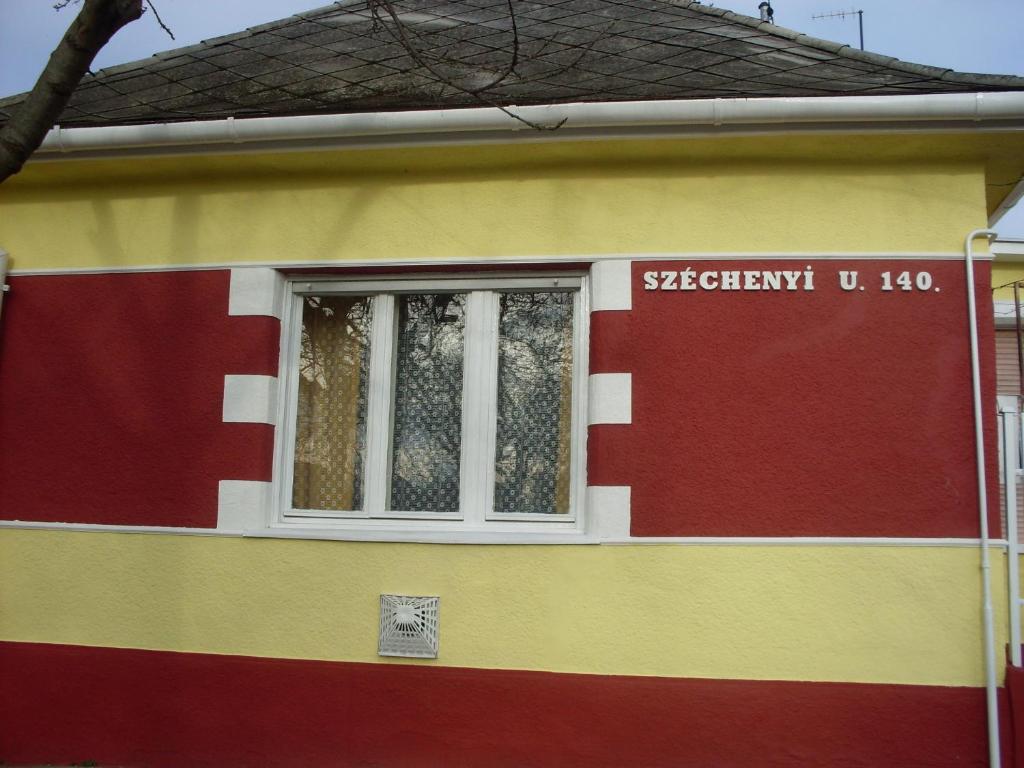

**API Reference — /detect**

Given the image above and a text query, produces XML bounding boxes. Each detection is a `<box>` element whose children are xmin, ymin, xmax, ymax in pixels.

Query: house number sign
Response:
<box><xmin>642</xmin><ymin>268</ymin><xmax>940</xmax><ymax>293</ymax></box>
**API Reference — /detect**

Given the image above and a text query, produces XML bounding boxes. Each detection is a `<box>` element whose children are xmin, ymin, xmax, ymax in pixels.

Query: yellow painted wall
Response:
<box><xmin>2</xmin><ymin>133</ymin><xmax>1017</xmax><ymax>695</ymax></box>
<box><xmin>0</xmin><ymin>134</ymin><xmax>994</xmax><ymax>272</ymax></box>
<box><xmin>993</xmin><ymin>262</ymin><xmax>1024</xmax><ymax>300</ymax></box>
<box><xmin>0</xmin><ymin>528</ymin><xmax>1005</xmax><ymax>687</ymax></box>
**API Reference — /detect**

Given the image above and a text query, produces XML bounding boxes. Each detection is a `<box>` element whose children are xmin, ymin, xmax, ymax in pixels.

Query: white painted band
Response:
<box><xmin>217</xmin><ymin>479</ymin><xmax>272</xmax><ymax>531</ymax></box>
<box><xmin>0</xmin><ymin>520</ymin><xmax>1007</xmax><ymax>548</ymax></box>
<box><xmin>590</xmin><ymin>260</ymin><xmax>632</xmax><ymax>312</ymax></box>
<box><xmin>8</xmin><ymin>253</ymin><xmax>977</xmax><ymax>277</ymax></box>
<box><xmin>992</xmin><ymin>240</ymin><xmax>1024</xmax><ymax>260</ymax></box>
<box><xmin>588</xmin><ymin>373</ymin><xmax>632</xmax><ymax>425</ymax></box>
<box><xmin>994</xmin><ymin>299</ymin><xmax>1024</xmax><ymax>327</ymax></box>
<box><xmin>223</xmin><ymin>374</ymin><xmax>278</xmax><ymax>425</ymax></box>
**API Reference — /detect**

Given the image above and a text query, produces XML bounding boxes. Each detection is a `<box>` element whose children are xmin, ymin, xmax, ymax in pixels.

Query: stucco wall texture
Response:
<box><xmin>0</xmin><ymin>271</ymin><xmax>278</xmax><ymax>526</ymax></box>
<box><xmin>591</xmin><ymin>259</ymin><xmax>998</xmax><ymax>538</ymax></box>
<box><xmin>0</xmin><ymin>530</ymin><xmax>1003</xmax><ymax>687</ymax></box>
<box><xmin>0</xmin><ymin>135</ymin><xmax>992</xmax><ymax>271</ymax></box>
<box><xmin>0</xmin><ymin>260</ymin><xmax>994</xmax><ymax>535</ymax></box>
<box><xmin>0</xmin><ymin>641</ymin><xmax>1004</xmax><ymax>768</ymax></box>
<box><xmin>0</xmin><ymin>134</ymin><xmax>1013</xmax><ymax>766</ymax></box>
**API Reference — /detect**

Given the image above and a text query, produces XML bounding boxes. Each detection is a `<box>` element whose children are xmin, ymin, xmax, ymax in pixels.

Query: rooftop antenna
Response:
<box><xmin>811</xmin><ymin>8</ymin><xmax>864</xmax><ymax>50</ymax></box>
<box><xmin>758</xmin><ymin>2</ymin><xmax>775</xmax><ymax>23</ymax></box>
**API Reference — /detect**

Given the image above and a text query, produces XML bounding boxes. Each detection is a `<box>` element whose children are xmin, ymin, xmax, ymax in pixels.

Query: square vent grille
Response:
<box><xmin>378</xmin><ymin>594</ymin><xmax>439</xmax><ymax>659</ymax></box>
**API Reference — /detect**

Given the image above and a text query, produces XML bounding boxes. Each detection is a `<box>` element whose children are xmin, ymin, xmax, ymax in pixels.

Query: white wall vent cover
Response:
<box><xmin>378</xmin><ymin>594</ymin><xmax>439</xmax><ymax>659</ymax></box>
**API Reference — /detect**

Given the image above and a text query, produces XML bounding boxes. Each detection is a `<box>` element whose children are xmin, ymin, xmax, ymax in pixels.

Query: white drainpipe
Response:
<box><xmin>966</xmin><ymin>227</ymin><xmax>1001</xmax><ymax>768</ymax></box>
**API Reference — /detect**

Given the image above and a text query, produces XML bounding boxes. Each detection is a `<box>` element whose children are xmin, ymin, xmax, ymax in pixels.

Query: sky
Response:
<box><xmin>1</xmin><ymin>0</ymin><xmax>1022</xmax><ymax>234</ymax></box>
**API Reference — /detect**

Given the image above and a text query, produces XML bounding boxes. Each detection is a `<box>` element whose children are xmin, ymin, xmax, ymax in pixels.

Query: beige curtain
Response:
<box><xmin>292</xmin><ymin>296</ymin><xmax>370</xmax><ymax>511</ymax></box>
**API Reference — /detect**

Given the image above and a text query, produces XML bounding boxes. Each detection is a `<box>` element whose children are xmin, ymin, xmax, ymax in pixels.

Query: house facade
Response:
<box><xmin>3</xmin><ymin>2</ymin><xmax>1024</xmax><ymax>766</ymax></box>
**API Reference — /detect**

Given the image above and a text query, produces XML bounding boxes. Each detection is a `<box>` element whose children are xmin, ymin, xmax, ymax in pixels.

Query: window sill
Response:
<box><xmin>246</xmin><ymin>523</ymin><xmax>596</xmax><ymax>545</ymax></box>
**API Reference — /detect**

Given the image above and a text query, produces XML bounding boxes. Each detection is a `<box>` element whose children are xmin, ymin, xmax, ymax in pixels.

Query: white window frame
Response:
<box><xmin>271</xmin><ymin>272</ymin><xmax>590</xmax><ymax>539</ymax></box>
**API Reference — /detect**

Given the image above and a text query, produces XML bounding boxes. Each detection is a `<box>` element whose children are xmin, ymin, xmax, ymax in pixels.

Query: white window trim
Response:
<box><xmin>270</xmin><ymin>272</ymin><xmax>590</xmax><ymax>539</ymax></box>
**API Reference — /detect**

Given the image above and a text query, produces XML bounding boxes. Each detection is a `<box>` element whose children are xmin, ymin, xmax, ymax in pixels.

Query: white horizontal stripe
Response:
<box><xmin>0</xmin><ymin>520</ymin><xmax>239</xmax><ymax>536</ymax></box>
<box><xmin>0</xmin><ymin>520</ymin><xmax>1007</xmax><ymax>548</ymax></box>
<box><xmin>8</xmin><ymin>252</ymin><xmax>975</xmax><ymax>277</ymax></box>
<box><xmin>598</xmin><ymin>536</ymin><xmax>1005</xmax><ymax>547</ymax></box>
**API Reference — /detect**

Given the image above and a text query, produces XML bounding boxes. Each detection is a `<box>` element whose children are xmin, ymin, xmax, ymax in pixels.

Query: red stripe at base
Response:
<box><xmin>0</xmin><ymin>641</ymin><xmax>1007</xmax><ymax>767</ymax></box>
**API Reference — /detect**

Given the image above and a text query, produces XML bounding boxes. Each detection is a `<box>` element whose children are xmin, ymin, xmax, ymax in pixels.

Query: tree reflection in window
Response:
<box><xmin>389</xmin><ymin>293</ymin><xmax>465</xmax><ymax>513</ymax></box>
<box><xmin>292</xmin><ymin>295</ymin><xmax>372</xmax><ymax>511</ymax></box>
<box><xmin>494</xmin><ymin>291</ymin><xmax>573</xmax><ymax>515</ymax></box>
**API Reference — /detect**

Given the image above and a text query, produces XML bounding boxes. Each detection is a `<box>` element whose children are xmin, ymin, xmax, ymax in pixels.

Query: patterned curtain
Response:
<box><xmin>493</xmin><ymin>291</ymin><xmax>574</xmax><ymax>515</ymax></box>
<box><xmin>292</xmin><ymin>295</ymin><xmax>372</xmax><ymax>511</ymax></box>
<box><xmin>388</xmin><ymin>293</ymin><xmax>466</xmax><ymax>513</ymax></box>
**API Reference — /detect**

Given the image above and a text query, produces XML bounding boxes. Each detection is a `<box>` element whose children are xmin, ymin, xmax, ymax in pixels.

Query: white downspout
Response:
<box><xmin>966</xmin><ymin>227</ymin><xmax>1001</xmax><ymax>767</ymax></box>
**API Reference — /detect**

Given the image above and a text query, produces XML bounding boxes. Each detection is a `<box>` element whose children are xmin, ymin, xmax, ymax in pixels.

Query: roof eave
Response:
<box><xmin>32</xmin><ymin>92</ymin><xmax>1024</xmax><ymax>162</ymax></box>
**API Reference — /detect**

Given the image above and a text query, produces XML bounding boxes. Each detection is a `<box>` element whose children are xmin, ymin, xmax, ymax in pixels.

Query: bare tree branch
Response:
<box><xmin>1</xmin><ymin>0</ymin><xmax>567</xmax><ymax>185</ymax></box>
<box><xmin>367</xmin><ymin>0</ymin><xmax>567</xmax><ymax>131</ymax></box>
<box><xmin>145</xmin><ymin>0</ymin><xmax>174</xmax><ymax>41</ymax></box>
<box><xmin>0</xmin><ymin>0</ymin><xmax>143</xmax><ymax>183</ymax></box>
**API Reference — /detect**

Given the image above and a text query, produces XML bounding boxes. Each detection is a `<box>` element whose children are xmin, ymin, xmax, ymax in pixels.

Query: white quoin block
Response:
<box><xmin>588</xmin><ymin>373</ymin><xmax>632</xmax><ymax>425</ymax></box>
<box><xmin>223</xmin><ymin>374</ymin><xmax>278</xmax><ymax>425</ymax></box>
<box><xmin>217</xmin><ymin>480</ymin><xmax>272</xmax><ymax>531</ymax></box>
<box><xmin>590</xmin><ymin>260</ymin><xmax>632</xmax><ymax>312</ymax></box>
<box><xmin>228</xmin><ymin>267</ymin><xmax>286</xmax><ymax>318</ymax></box>
<box><xmin>587</xmin><ymin>486</ymin><xmax>631</xmax><ymax>540</ymax></box>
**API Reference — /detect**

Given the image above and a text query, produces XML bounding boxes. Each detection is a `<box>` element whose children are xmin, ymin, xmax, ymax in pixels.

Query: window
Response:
<box><xmin>275</xmin><ymin>275</ymin><xmax>588</xmax><ymax>536</ymax></box>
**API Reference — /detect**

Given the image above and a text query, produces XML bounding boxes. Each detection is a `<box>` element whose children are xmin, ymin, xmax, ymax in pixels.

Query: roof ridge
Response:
<box><xmin>676</xmin><ymin>0</ymin><xmax>1024</xmax><ymax>87</ymax></box>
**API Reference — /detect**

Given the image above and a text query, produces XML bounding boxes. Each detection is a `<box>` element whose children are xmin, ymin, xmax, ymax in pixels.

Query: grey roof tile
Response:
<box><xmin>740</xmin><ymin>34</ymin><xmax>802</xmax><ymax>51</ymax></box>
<box><xmin>203</xmin><ymin>47</ymin><xmax>270</xmax><ymax>69</ymax></box>
<box><xmin>176</xmin><ymin>69</ymin><xmax>247</xmax><ymax>92</ymax></box>
<box><xmin>1</xmin><ymin>0</ymin><xmax>1021</xmax><ymax>129</ymax></box>
<box><xmin>284</xmin><ymin>74</ymin><xmax>356</xmax><ymax>96</ymax></box>
<box><xmin>159</xmin><ymin>59</ymin><xmax>226</xmax><ymax>80</ymax></box>
<box><xmin>252</xmin><ymin>67</ymin><xmax>323</xmax><ymax>88</ymax></box>
<box><xmin>658</xmin><ymin>49</ymin><xmax>731</xmax><ymax>70</ymax></box>
<box><xmin>704</xmin><ymin>59</ymin><xmax>784</xmax><ymax>80</ymax></box>
<box><xmin>783</xmin><ymin>43</ymin><xmax>840</xmax><ymax>61</ymax></box>
<box><xmin>786</xmin><ymin>62</ymin><xmax>886</xmax><ymax>81</ymax></box>
<box><xmin>747</xmin><ymin>50</ymin><xmax>834</xmax><ymax>71</ymax></box>
<box><xmin>703</xmin><ymin>38</ymin><xmax>780</xmax><ymax>58</ymax></box>
<box><xmin>657</xmin><ymin>30</ymin><xmax>726</xmax><ymax>48</ymax></box>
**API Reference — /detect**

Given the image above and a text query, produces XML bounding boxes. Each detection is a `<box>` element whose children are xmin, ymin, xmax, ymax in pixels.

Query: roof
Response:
<box><xmin>3</xmin><ymin>0</ymin><xmax>1024</xmax><ymax>129</ymax></box>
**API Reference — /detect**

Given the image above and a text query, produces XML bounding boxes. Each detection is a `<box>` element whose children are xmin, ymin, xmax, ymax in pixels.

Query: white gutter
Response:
<box><xmin>965</xmin><ymin>227</ymin><xmax>1002</xmax><ymax>768</ymax></box>
<box><xmin>32</xmin><ymin>91</ymin><xmax>1024</xmax><ymax>160</ymax></box>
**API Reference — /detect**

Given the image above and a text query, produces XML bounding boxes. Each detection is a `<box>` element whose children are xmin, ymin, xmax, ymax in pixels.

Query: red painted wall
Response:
<box><xmin>0</xmin><ymin>260</ymin><xmax>997</xmax><ymax>536</ymax></box>
<box><xmin>0</xmin><ymin>641</ymin><xmax>1004</xmax><ymax>768</ymax></box>
<box><xmin>0</xmin><ymin>272</ymin><xmax>278</xmax><ymax>527</ymax></box>
<box><xmin>589</xmin><ymin>260</ymin><xmax>998</xmax><ymax>538</ymax></box>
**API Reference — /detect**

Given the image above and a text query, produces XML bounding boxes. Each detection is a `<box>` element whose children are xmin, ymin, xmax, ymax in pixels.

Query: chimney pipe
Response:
<box><xmin>758</xmin><ymin>2</ymin><xmax>774</xmax><ymax>23</ymax></box>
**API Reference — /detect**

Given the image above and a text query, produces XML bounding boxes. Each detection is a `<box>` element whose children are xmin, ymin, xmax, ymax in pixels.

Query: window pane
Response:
<box><xmin>292</xmin><ymin>295</ymin><xmax>372</xmax><ymax>511</ymax></box>
<box><xmin>389</xmin><ymin>294</ymin><xmax>465</xmax><ymax>513</ymax></box>
<box><xmin>494</xmin><ymin>292</ymin><xmax>574</xmax><ymax>515</ymax></box>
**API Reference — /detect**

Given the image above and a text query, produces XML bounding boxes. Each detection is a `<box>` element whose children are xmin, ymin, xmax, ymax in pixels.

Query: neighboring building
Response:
<box><xmin>994</xmin><ymin>239</ymin><xmax>1024</xmax><ymax>396</ymax></box>
<box><xmin>2</xmin><ymin>2</ymin><xmax>1024</xmax><ymax>765</ymax></box>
